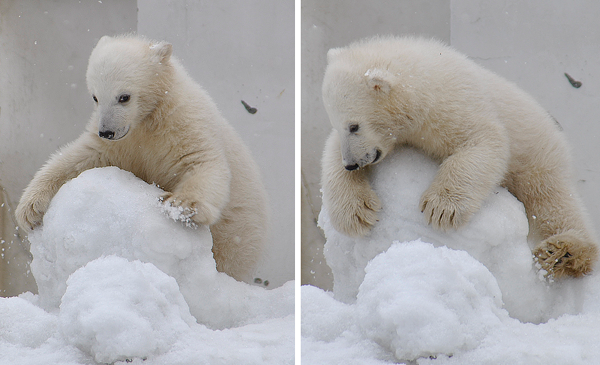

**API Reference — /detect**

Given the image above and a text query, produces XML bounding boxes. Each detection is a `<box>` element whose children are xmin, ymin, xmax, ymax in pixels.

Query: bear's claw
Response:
<box><xmin>329</xmin><ymin>188</ymin><xmax>381</xmax><ymax>237</ymax></box>
<box><xmin>160</xmin><ymin>191</ymin><xmax>220</xmax><ymax>226</ymax></box>
<box><xmin>15</xmin><ymin>195</ymin><xmax>52</xmax><ymax>232</ymax></box>
<box><xmin>419</xmin><ymin>189</ymin><xmax>472</xmax><ymax>231</ymax></box>
<box><xmin>533</xmin><ymin>231</ymin><xmax>598</xmax><ymax>279</ymax></box>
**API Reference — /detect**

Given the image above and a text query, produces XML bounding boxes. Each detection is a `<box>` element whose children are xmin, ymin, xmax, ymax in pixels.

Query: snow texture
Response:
<box><xmin>0</xmin><ymin>167</ymin><xmax>293</xmax><ymax>364</ymax></box>
<box><xmin>302</xmin><ymin>147</ymin><xmax>600</xmax><ymax>364</ymax></box>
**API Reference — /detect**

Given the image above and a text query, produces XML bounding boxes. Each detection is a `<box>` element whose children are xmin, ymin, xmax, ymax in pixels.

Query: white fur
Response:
<box><xmin>16</xmin><ymin>34</ymin><xmax>268</xmax><ymax>281</ymax></box>
<box><xmin>321</xmin><ymin>36</ymin><xmax>598</xmax><ymax>278</ymax></box>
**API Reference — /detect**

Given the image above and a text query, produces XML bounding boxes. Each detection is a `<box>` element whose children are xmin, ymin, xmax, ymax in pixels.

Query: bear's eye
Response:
<box><xmin>92</xmin><ymin>95</ymin><xmax>98</xmax><ymax>103</ymax></box>
<box><xmin>118</xmin><ymin>94</ymin><xmax>130</xmax><ymax>103</ymax></box>
<box><xmin>349</xmin><ymin>124</ymin><xmax>360</xmax><ymax>133</ymax></box>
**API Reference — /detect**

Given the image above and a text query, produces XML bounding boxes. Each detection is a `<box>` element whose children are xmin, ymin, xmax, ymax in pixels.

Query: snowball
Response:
<box><xmin>356</xmin><ymin>240</ymin><xmax>506</xmax><ymax>361</ymax></box>
<box><xmin>6</xmin><ymin>167</ymin><xmax>293</xmax><ymax>364</ymax></box>
<box><xmin>319</xmin><ymin>147</ymin><xmax>592</xmax><ymax>323</ymax></box>
<box><xmin>302</xmin><ymin>241</ymin><xmax>509</xmax><ymax>363</ymax></box>
<box><xmin>29</xmin><ymin>167</ymin><xmax>294</xmax><ymax>330</ymax></box>
<box><xmin>307</xmin><ymin>146</ymin><xmax>600</xmax><ymax>363</ymax></box>
<box><xmin>29</xmin><ymin>166</ymin><xmax>208</xmax><ymax>311</ymax></box>
<box><xmin>59</xmin><ymin>256</ymin><xmax>195</xmax><ymax>363</ymax></box>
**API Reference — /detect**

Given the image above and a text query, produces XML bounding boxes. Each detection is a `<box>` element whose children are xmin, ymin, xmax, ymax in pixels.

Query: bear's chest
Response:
<box><xmin>102</xmin><ymin>141</ymin><xmax>183</xmax><ymax>191</ymax></box>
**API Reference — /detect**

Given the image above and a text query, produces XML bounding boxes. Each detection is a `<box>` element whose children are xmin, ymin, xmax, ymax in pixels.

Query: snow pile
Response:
<box><xmin>59</xmin><ymin>256</ymin><xmax>195</xmax><ymax>364</ymax></box>
<box><xmin>302</xmin><ymin>147</ymin><xmax>600</xmax><ymax>364</ymax></box>
<box><xmin>319</xmin><ymin>148</ymin><xmax>592</xmax><ymax>322</ymax></box>
<box><xmin>0</xmin><ymin>296</ymin><xmax>57</xmax><ymax>348</ymax></box>
<box><xmin>1</xmin><ymin>167</ymin><xmax>293</xmax><ymax>364</ymax></box>
<box><xmin>356</xmin><ymin>241</ymin><xmax>505</xmax><ymax>360</ymax></box>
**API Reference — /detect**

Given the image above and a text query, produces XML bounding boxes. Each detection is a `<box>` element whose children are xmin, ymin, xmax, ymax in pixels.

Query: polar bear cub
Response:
<box><xmin>321</xmin><ymin>36</ymin><xmax>598</xmax><ymax>279</ymax></box>
<box><xmin>16</xmin><ymin>34</ymin><xmax>268</xmax><ymax>281</ymax></box>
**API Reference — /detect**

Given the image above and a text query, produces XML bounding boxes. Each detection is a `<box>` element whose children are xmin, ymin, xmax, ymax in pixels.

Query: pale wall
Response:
<box><xmin>302</xmin><ymin>0</ymin><xmax>600</xmax><ymax>289</ymax></box>
<box><xmin>451</xmin><ymin>0</ymin><xmax>600</xmax><ymax>236</ymax></box>
<box><xmin>0</xmin><ymin>0</ymin><xmax>294</xmax><ymax>295</ymax></box>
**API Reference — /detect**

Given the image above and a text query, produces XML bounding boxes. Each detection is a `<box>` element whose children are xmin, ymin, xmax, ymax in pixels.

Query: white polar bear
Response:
<box><xmin>16</xmin><ymin>34</ymin><xmax>268</xmax><ymax>282</ymax></box>
<box><xmin>321</xmin><ymin>36</ymin><xmax>598</xmax><ymax>279</ymax></box>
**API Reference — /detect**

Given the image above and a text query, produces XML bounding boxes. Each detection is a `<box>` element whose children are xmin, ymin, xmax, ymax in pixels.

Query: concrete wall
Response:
<box><xmin>1</xmin><ymin>0</ymin><xmax>294</xmax><ymax>295</ymax></box>
<box><xmin>0</xmin><ymin>0</ymin><xmax>137</xmax><ymax>296</ymax></box>
<box><xmin>451</xmin><ymin>0</ymin><xmax>600</xmax><ymax>235</ymax></box>
<box><xmin>301</xmin><ymin>0</ymin><xmax>600</xmax><ymax>289</ymax></box>
<box><xmin>138</xmin><ymin>0</ymin><xmax>295</xmax><ymax>287</ymax></box>
<box><xmin>4</xmin><ymin>0</ymin><xmax>599</xmax><ymax>294</ymax></box>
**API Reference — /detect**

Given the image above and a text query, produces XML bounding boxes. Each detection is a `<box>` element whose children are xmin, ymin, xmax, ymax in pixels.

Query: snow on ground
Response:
<box><xmin>0</xmin><ymin>167</ymin><xmax>294</xmax><ymax>365</ymax></box>
<box><xmin>302</xmin><ymin>147</ymin><xmax>600</xmax><ymax>364</ymax></box>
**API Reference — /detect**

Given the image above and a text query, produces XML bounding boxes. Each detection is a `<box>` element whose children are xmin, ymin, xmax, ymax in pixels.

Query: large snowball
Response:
<box><xmin>29</xmin><ymin>167</ymin><xmax>209</xmax><ymax>310</ymax></box>
<box><xmin>319</xmin><ymin>147</ymin><xmax>591</xmax><ymax>323</ymax></box>
<box><xmin>59</xmin><ymin>256</ymin><xmax>195</xmax><ymax>363</ymax></box>
<box><xmin>356</xmin><ymin>240</ymin><xmax>505</xmax><ymax>360</ymax></box>
<box><xmin>304</xmin><ymin>147</ymin><xmax>600</xmax><ymax>364</ymax></box>
<box><xmin>29</xmin><ymin>167</ymin><xmax>293</xmax><ymax>330</ymax></box>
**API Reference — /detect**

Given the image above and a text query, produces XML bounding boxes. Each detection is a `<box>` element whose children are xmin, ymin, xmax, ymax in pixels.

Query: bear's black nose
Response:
<box><xmin>99</xmin><ymin>130</ymin><xmax>115</xmax><ymax>140</ymax></box>
<box><xmin>345</xmin><ymin>164</ymin><xmax>359</xmax><ymax>171</ymax></box>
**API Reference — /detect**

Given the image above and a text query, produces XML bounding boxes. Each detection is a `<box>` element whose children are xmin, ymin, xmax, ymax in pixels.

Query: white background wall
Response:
<box><xmin>302</xmin><ymin>0</ymin><xmax>600</xmax><ymax>289</ymax></box>
<box><xmin>3</xmin><ymin>0</ymin><xmax>599</xmax><ymax>294</ymax></box>
<box><xmin>0</xmin><ymin>0</ymin><xmax>294</xmax><ymax>295</ymax></box>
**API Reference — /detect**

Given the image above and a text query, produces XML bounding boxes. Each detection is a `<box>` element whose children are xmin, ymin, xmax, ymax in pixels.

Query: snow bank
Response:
<box><xmin>1</xmin><ymin>167</ymin><xmax>293</xmax><ymax>364</ymax></box>
<box><xmin>303</xmin><ymin>147</ymin><xmax>600</xmax><ymax>364</ymax></box>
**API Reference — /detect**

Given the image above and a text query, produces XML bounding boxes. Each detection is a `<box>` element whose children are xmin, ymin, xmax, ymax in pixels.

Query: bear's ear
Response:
<box><xmin>326</xmin><ymin>47</ymin><xmax>343</xmax><ymax>64</ymax></box>
<box><xmin>96</xmin><ymin>35</ymin><xmax>112</xmax><ymax>47</ymax></box>
<box><xmin>364</xmin><ymin>68</ymin><xmax>393</xmax><ymax>93</ymax></box>
<box><xmin>150</xmin><ymin>41</ymin><xmax>173</xmax><ymax>64</ymax></box>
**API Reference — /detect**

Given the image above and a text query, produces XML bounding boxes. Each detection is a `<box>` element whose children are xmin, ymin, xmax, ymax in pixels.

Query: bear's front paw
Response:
<box><xmin>533</xmin><ymin>230</ymin><xmax>598</xmax><ymax>279</ymax></box>
<box><xmin>15</xmin><ymin>196</ymin><xmax>50</xmax><ymax>232</ymax></box>
<box><xmin>419</xmin><ymin>189</ymin><xmax>474</xmax><ymax>231</ymax></box>
<box><xmin>328</xmin><ymin>188</ymin><xmax>381</xmax><ymax>237</ymax></box>
<box><xmin>160</xmin><ymin>192</ymin><xmax>220</xmax><ymax>226</ymax></box>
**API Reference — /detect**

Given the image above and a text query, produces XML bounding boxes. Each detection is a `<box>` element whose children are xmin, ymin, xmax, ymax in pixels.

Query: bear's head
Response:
<box><xmin>322</xmin><ymin>48</ymin><xmax>405</xmax><ymax>171</ymax></box>
<box><xmin>86</xmin><ymin>35</ymin><xmax>173</xmax><ymax>141</ymax></box>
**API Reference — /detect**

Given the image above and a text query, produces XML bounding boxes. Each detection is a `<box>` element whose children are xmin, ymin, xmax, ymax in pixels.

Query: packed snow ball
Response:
<box><xmin>320</xmin><ymin>36</ymin><xmax>598</xmax><ymax>279</ymax></box>
<box><xmin>29</xmin><ymin>167</ymin><xmax>294</xmax><ymax>330</ymax></box>
<box><xmin>5</xmin><ymin>167</ymin><xmax>295</xmax><ymax>364</ymax></box>
<box><xmin>302</xmin><ymin>148</ymin><xmax>600</xmax><ymax>364</ymax></box>
<box><xmin>59</xmin><ymin>256</ymin><xmax>195</xmax><ymax>364</ymax></box>
<box><xmin>16</xmin><ymin>34</ymin><xmax>268</xmax><ymax>282</ymax></box>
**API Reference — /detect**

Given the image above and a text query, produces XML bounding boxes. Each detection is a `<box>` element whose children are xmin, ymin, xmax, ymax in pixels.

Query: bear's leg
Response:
<box><xmin>511</xmin><ymin>175</ymin><xmax>599</xmax><ymax>278</ymax></box>
<box><xmin>16</xmin><ymin>133</ymin><xmax>105</xmax><ymax>231</ymax></box>
<box><xmin>162</xmin><ymin>155</ymin><xmax>232</xmax><ymax>226</ymax></box>
<box><xmin>210</xmin><ymin>208</ymin><xmax>265</xmax><ymax>282</ymax></box>
<box><xmin>420</xmin><ymin>142</ymin><xmax>508</xmax><ymax>231</ymax></box>
<box><xmin>321</xmin><ymin>131</ymin><xmax>381</xmax><ymax>237</ymax></box>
